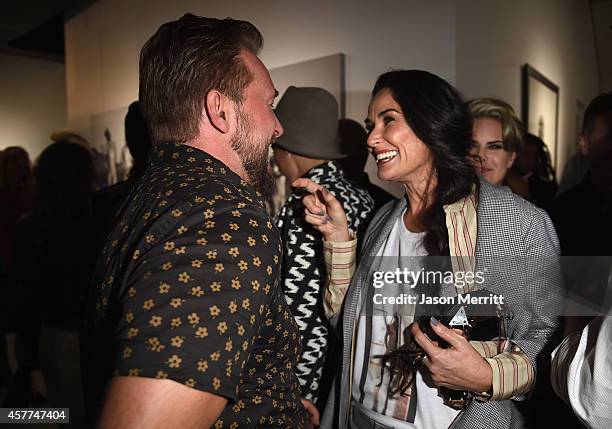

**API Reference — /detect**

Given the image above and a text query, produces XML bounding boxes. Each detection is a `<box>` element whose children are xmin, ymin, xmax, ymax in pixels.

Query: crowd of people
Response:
<box><xmin>0</xmin><ymin>13</ymin><xmax>611</xmax><ymax>429</ymax></box>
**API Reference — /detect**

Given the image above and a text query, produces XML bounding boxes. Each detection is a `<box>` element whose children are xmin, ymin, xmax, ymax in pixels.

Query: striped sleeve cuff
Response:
<box><xmin>323</xmin><ymin>237</ymin><xmax>357</xmax><ymax>319</ymax></box>
<box><xmin>479</xmin><ymin>344</ymin><xmax>535</xmax><ymax>401</ymax></box>
<box><xmin>470</xmin><ymin>340</ymin><xmax>502</xmax><ymax>358</ymax></box>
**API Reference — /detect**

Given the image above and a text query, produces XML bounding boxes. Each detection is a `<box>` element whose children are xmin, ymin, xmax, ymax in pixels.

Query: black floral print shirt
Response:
<box><xmin>87</xmin><ymin>143</ymin><xmax>305</xmax><ymax>428</ymax></box>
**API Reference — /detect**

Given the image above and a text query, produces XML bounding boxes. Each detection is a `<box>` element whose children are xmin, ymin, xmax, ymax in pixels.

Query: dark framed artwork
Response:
<box><xmin>521</xmin><ymin>64</ymin><xmax>560</xmax><ymax>169</ymax></box>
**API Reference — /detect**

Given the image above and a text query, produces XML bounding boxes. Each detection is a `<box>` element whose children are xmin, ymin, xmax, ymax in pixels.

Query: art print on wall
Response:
<box><xmin>521</xmin><ymin>64</ymin><xmax>560</xmax><ymax>169</ymax></box>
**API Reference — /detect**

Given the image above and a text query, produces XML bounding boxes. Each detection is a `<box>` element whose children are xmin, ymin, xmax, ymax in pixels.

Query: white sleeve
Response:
<box><xmin>552</xmin><ymin>314</ymin><xmax>612</xmax><ymax>429</ymax></box>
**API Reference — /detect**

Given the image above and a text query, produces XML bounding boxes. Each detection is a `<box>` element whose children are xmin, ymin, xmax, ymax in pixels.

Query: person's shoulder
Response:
<box><xmin>480</xmin><ymin>179</ymin><xmax>545</xmax><ymax>218</ymax></box>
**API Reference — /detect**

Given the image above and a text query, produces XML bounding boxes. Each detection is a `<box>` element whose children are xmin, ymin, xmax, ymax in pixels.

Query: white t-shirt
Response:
<box><xmin>352</xmin><ymin>211</ymin><xmax>460</xmax><ymax>428</ymax></box>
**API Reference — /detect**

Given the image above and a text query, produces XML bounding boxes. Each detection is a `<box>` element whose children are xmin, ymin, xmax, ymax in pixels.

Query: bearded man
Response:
<box><xmin>83</xmin><ymin>14</ymin><xmax>313</xmax><ymax>429</ymax></box>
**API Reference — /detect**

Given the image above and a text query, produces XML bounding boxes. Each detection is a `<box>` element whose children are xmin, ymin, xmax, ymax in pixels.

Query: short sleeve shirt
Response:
<box><xmin>88</xmin><ymin>142</ymin><xmax>305</xmax><ymax>428</ymax></box>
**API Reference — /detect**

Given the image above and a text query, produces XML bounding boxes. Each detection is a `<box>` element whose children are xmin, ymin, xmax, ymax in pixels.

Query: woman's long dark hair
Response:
<box><xmin>372</xmin><ymin>70</ymin><xmax>478</xmax><ymax>255</ymax></box>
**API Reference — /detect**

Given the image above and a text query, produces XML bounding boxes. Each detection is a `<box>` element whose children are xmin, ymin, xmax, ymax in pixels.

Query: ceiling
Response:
<box><xmin>0</xmin><ymin>0</ymin><xmax>96</xmax><ymax>62</ymax></box>
<box><xmin>0</xmin><ymin>0</ymin><xmax>611</xmax><ymax>90</ymax></box>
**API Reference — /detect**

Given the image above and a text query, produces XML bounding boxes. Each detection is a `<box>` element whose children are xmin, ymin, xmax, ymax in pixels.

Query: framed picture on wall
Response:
<box><xmin>521</xmin><ymin>64</ymin><xmax>560</xmax><ymax>169</ymax></box>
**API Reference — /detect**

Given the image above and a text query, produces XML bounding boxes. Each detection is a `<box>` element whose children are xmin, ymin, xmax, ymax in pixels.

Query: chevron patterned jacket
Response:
<box><xmin>275</xmin><ymin>161</ymin><xmax>375</xmax><ymax>402</ymax></box>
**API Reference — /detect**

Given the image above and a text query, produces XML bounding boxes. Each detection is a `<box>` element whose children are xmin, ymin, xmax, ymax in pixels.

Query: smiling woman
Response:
<box><xmin>296</xmin><ymin>70</ymin><xmax>562</xmax><ymax>429</ymax></box>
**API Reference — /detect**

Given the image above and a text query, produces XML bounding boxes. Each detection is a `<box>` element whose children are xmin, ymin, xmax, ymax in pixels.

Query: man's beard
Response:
<box><xmin>230</xmin><ymin>108</ymin><xmax>276</xmax><ymax>199</ymax></box>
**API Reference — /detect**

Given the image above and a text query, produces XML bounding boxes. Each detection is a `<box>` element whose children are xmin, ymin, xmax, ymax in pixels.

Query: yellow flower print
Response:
<box><xmin>205</xmin><ymin>220</ymin><xmax>215</xmax><ymax>229</ymax></box>
<box><xmin>128</xmin><ymin>287</ymin><xmax>136</xmax><ymax>297</ymax></box>
<box><xmin>237</xmin><ymin>202</ymin><xmax>246</xmax><ymax>209</ymax></box>
<box><xmin>127</xmin><ymin>327</ymin><xmax>139</xmax><ymax>338</ymax></box>
<box><xmin>155</xmin><ymin>370</ymin><xmax>168</xmax><ymax>379</ymax></box>
<box><xmin>214</xmin><ymin>263</ymin><xmax>224</xmax><ymax>273</ymax></box>
<box><xmin>228</xmin><ymin>300</ymin><xmax>237</xmax><ymax>314</ymax></box>
<box><xmin>191</xmin><ymin>259</ymin><xmax>202</xmax><ymax>268</ymax></box>
<box><xmin>147</xmin><ymin>337</ymin><xmax>164</xmax><ymax>352</ymax></box>
<box><xmin>170</xmin><ymin>317</ymin><xmax>182</xmax><ymax>328</ymax></box>
<box><xmin>238</xmin><ymin>260</ymin><xmax>248</xmax><ymax>272</ymax></box>
<box><xmin>126</xmin><ymin>312</ymin><xmax>134</xmax><ymax>323</ymax></box>
<box><xmin>164</xmin><ymin>241</ymin><xmax>175</xmax><ymax>251</ymax></box>
<box><xmin>177</xmin><ymin>225</ymin><xmax>187</xmax><ymax>234</ymax></box>
<box><xmin>142</xmin><ymin>299</ymin><xmax>154</xmax><ymax>311</ymax></box>
<box><xmin>161</xmin><ymin>262</ymin><xmax>173</xmax><ymax>271</ymax></box>
<box><xmin>247</xmin><ymin>236</ymin><xmax>256</xmax><ymax>246</ymax></box>
<box><xmin>251</xmin><ymin>280</ymin><xmax>260</xmax><ymax>291</ymax></box>
<box><xmin>197</xmin><ymin>359</ymin><xmax>208</xmax><ymax>372</ymax></box>
<box><xmin>204</xmin><ymin>209</ymin><xmax>215</xmax><ymax>219</ymax></box>
<box><xmin>170</xmin><ymin>336</ymin><xmax>185</xmax><ymax>347</ymax></box>
<box><xmin>132</xmin><ymin>249</ymin><xmax>140</xmax><ymax>260</ymax></box>
<box><xmin>261</xmin><ymin>234</ymin><xmax>269</xmax><ymax>244</ymax></box>
<box><xmin>187</xmin><ymin>313</ymin><xmax>200</xmax><ymax>325</ymax></box>
<box><xmin>145</xmin><ymin>234</ymin><xmax>155</xmax><ymax>244</ymax></box>
<box><xmin>266</xmin><ymin>220</ymin><xmax>272</xmax><ymax>229</ymax></box>
<box><xmin>171</xmin><ymin>209</ymin><xmax>182</xmax><ymax>217</ymax></box>
<box><xmin>191</xmin><ymin>286</ymin><xmax>204</xmax><ymax>297</ymax></box>
<box><xmin>206</xmin><ymin>250</ymin><xmax>217</xmax><ymax>259</ymax></box>
<box><xmin>195</xmin><ymin>326</ymin><xmax>208</xmax><ymax>338</ymax></box>
<box><xmin>210</xmin><ymin>281</ymin><xmax>221</xmax><ymax>292</ymax></box>
<box><xmin>159</xmin><ymin>282</ymin><xmax>170</xmax><ymax>294</ymax></box>
<box><xmin>266</xmin><ymin>265</ymin><xmax>272</xmax><ymax>275</ymax></box>
<box><xmin>252</xmin><ymin>395</ymin><xmax>262</xmax><ymax>404</ymax></box>
<box><xmin>221</xmin><ymin>233</ymin><xmax>232</xmax><ymax>242</ymax></box>
<box><xmin>209</xmin><ymin>305</ymin><xmax>220</xmax><ymax>317</ymax></box>
<box><xmin>217</xmin><ymin>321</ymin><xmax>228</xmax><ymax>334</ymax></box>
<box><xmin>228</xmin><ymin>247</ymin><xmax>239</xmax><ymax>257</ymax></box>
<box><xmin>225</xmin><ymin>339</ymin><xmax>233</xmax><ymax>352</ymax></box>
<box><xmin>178</xmin><ymin>272</ymin><xmax>191</xmax><ymax>283</ymax></box>
<box><xmin>185</xmin><ymin>378</ymin><xmax>196</xmax><ymax>388</ymax></box>
<box><xmin>249</xmin><ymin>219</ymin><xmax>259</xmax><ymax>227</ymax></box>
<box><xmin>231</xmin><ymin>278</ymin><xmax>241</xmax><ymax>290</ymax></box>
<box><xmin>212</xmin><ymin>377</ymin><xmax>221</xmax><ymax>390</ymax></box>
<box><xmin>174</xmin><ymin>246</ymin><xmax>186</xmax><ymax>255</ymax></box>
<box><xmin>128</xmin><ymin>369</ymin><xmax>141</xmax><ymax>376</ymax></box>
<box><xmin>252</xmin><ymin>256</ymin><xmax>261</xmax><ymax>267</ymax></box>
<box><xmin>210</xmin><ymin>351</ymin><xmax>221</xmax><ymax>361</ymax></box>
<box><xmin>194</xmin><ymin>196</ymin><xmax>204</xmax><ymax>203</ymax></box>
<box><xmin>197</xmin><ymin>237</ymin><xmax>207</xmax><ymax>246</ymax></box>
<box><xmin>229</xmin><ymin>223</ymin><xmax>239</xmax><ymax>231</ymax></box>
<box><xmin>231</xmin><ymin>210</ymin><xmax>241</xmax><ymax>217</ymax></box>
<box><xmin>167</xmin><ymin>355</ymin><xmax>182</xmax><ymax>368</ymax></box>
<box><xmin>237</xmin><ymin>324</ymin><xmax>245</xmax><ymax>336</ymax></box>
<box><xmin>170</xmin><ymin>298</ymin><xmax>183</xmax><ymax>308</ymax></box>
<box><xmin>122</xmin><ymin>346</ymin><xmax>132</xmax><ymax>358</ymax></box>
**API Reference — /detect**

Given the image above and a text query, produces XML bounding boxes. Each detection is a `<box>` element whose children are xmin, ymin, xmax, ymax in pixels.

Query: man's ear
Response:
<box><xmin>578</xmin><ymin>135</ymin><xmax>589</xmax><ymax>155</ymax></box>
<box><xmin>205</xmin><ymin>90</ymin><xmax>231</xmax><ymax>134</ymax></box>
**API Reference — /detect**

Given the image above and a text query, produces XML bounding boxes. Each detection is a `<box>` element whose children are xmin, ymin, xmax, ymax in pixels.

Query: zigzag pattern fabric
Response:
<box><xmin>275</xmin><ymin>161</ymin><xmax>374</xmax><ymax>401</ymax></box>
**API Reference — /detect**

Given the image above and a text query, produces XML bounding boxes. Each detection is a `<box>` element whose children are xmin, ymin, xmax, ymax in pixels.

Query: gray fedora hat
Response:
<box><xmin>274</xmin><ymin>86</ymin><xmax>348</xmax><ymax>159</ymax></box>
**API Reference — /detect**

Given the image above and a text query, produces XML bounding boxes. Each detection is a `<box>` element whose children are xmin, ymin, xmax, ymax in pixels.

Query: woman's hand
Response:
<box><xmin>410</xmin><ymin>317</ymin><xmax>492</xmax><ymax>393</ymax></box>
<box><xmin>293</xmin><ymin>178</ymin><xmax>350</xmax><ymax>242</ymax></box>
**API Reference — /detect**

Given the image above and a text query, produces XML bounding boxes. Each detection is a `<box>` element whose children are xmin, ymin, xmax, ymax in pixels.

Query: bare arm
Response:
<box><xmin>97</xmin><ymin>377</ymin><xmax>227</xmax><ymax>429</ymax></box>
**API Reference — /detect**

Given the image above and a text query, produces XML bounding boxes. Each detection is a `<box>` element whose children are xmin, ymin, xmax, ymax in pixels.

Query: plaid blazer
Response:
<box><xmin>321</xmin><ymin>179</ymin><xmax>563</xmax><ymax>429</ymax></box>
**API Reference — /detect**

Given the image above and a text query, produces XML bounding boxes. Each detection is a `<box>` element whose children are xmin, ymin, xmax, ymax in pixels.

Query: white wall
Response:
<box><xmin>0</xmin><ymin>54</ymin><xmax>67</xmax><ymax>160</ymax></box>
<box><xmin>456</xmin><ymin>0</ymin><xmax>599</xmax><ymax>180</ymax></box>
<box><xmin>65</xmin><ymin>0</ymin><xmax>456</xmax><ymax>197</ymax></box>
<box><xmin>64</xmin><ymin>0</ymin><xmax>599</xmax><ymax>192</ymax></box>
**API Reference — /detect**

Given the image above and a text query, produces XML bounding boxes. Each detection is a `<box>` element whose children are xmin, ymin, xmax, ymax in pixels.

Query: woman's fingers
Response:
<box><xmin>293</xmin><ymin>178</ymin><xmax>323</xmax><ymax>193</ymax></box>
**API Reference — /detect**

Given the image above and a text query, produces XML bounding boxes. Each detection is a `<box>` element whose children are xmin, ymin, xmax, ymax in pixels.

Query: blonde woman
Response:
<box><xmin>468</xmin><ymin>98</ymin><xmax>524</xmax><ymax>187</ymax></box>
